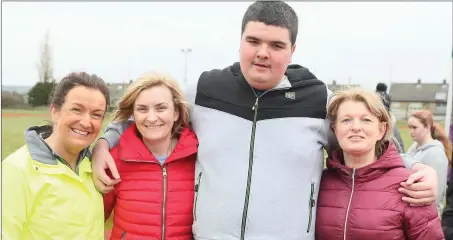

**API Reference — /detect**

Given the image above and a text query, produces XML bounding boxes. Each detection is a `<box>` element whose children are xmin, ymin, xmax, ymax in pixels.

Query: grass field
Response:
<box><xmin>2</xmin><ymin>108</ymin><xmax>418</xmax><ymax>160</ymax></box>
<box><xmin>1</xmin><ymin>109</ymin><xmax>113</xmax><ymax>160</ymax></box>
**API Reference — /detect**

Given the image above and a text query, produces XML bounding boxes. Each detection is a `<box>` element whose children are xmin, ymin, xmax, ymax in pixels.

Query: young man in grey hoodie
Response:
<box><xmin>92</xmin><ymin>2</ymin><xmax>439</xmax><ymax>240</ymax></box>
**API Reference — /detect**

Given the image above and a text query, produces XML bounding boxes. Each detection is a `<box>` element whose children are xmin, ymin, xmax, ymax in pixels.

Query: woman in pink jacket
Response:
<box><xmin>315</xmin><ymin>88</ymin><xmax>444</xmax><ymax>240</ymax></box>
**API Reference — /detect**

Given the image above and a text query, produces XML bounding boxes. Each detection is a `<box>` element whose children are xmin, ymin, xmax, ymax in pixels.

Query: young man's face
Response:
<box><xmin>239</xmin><ymin>21</ymin><xmax>296</xmax><ymax>91</ymax></box>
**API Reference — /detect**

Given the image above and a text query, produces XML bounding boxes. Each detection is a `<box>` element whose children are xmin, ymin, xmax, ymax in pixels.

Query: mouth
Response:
<box><xmin>253</xmin><ymin>63</ymin><xmax>270</xmax><ymax>68</ymax></box>
<box><xmin>145</xmin><ymin>124</ymin><xmax>164</xmax><ymax>129</ymax></box>
<box><xmin>71</xmin><ymin>128</ymin><xmax>89</xmax><ymax>136</ymax></box>
<box><xmin>348</xmin><ymin>135</ymin><xmax>365</xmax><ymax>140</ymax></box>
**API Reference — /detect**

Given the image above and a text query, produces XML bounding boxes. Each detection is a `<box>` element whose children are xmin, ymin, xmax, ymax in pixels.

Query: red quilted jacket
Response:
<box><xmin>104</xmin><ymin>124</ymin><xmax>198</xmax><ymax>240</ymax></box>
<box><xmin>316</xmin><ymin>142</ymin><xmax>444</xmax><ymax>240</ymax></box>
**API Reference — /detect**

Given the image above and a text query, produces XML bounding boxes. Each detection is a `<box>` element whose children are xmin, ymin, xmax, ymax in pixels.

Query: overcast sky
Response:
<box><xmin>2</xmin><ymin>2</ymin><xmax>452</xmax><ymax>90</ymax></box>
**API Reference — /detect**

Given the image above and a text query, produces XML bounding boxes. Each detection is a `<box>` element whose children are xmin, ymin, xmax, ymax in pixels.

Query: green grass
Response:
<box><xmin>1</xmin><ymin>109</ymin><xmax>112</xmax><ymax>160</ymax></box>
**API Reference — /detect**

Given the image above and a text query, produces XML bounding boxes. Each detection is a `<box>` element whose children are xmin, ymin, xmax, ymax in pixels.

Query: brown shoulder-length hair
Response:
<box><xmin>411</xmin><ymin>110</ymin><xmax>452</xmax><ymax>166</ymax></box>
<box><xmin>327</xmin><ymin>88</ymin><xmax>393</xmax><ymax>158</ymax></box>
<box><xmin>112</xmin><ymin>72</ymin><xmax>190</xmax><ymax>138</ymax></box>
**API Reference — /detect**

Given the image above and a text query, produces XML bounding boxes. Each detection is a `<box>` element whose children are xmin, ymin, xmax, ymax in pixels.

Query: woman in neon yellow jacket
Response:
<box><xmin>2</xmin><ymin>72</ymin><xmax>110</xmax><ymax>240</ymax></box>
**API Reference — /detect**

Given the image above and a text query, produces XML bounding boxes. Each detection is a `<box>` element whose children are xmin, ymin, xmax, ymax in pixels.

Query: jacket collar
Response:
<box><xmin>326</xmin><ymin>142</ymin><xmax>404</xmax><ymax>183</ymax></box>
<box><xmin>117</xmin><ymin>123</ymin><xmax>198</xmax><ymax>164</ymax></box>
<box><xmin>25</xmin><ymin>125</ymin><xmax>91</xmax><ymax>165</ymax></box>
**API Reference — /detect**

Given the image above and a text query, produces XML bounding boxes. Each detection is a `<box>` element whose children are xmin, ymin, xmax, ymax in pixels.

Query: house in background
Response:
<box><xmin>327</xmin><ymin>80</ymin><xmax>361</xmax><ymax>92</ymax></box>
<box><xmin>389</xmin><ymin>79</ymin><xmax>450</xmax><ymax>121</ymax></box>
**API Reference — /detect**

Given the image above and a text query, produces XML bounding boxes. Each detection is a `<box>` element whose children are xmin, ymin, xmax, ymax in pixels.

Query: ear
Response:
<box><xmin>290</xmin><ymin>44</ymin><xmax>296</xmax><ymax>64</ymax></box>
<box><xmin>173</xmin><ymin>108</ymin><xmax>180</xmax><ymax>122</ymax></box>
<box><xmin>330</xmin><ymin>122</ymin><xmax>336</xmax><ymax>134</ymax></box>
<box><xmin>378</xmin><ymin>122</ymin><xmax>387</xmax><ymax>140</ymax></box>
<box><xmin>49</xmin><ymin>104</ymin><xmax>60</xmax><ymax>125</ymax></box>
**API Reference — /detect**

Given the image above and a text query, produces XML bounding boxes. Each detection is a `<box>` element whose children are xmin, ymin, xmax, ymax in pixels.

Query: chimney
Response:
<box><xmin>332</xmin><ymin>80</ymin><xmax>337</xmax><ymax>85</ymax></box>
<box><xmin>417</xmin><ymin>78</ymin><xmax>421</xmax><ymax>85</ymax></box>
<box><xmin>443</xmin><ymin>79</ymin><xmax>447</xmax><ymax>85</ymax></box>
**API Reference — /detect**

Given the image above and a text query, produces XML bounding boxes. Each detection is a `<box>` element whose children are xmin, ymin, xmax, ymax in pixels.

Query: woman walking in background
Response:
<box><xmin>407</xmin><ymin>110</ymin><xmax>451</xmax><ymax>216</ymax></box>
<box><xmin>2</xmin><ymin>72</ymin><xmax>110</xmax><ymax>239</ymax></box>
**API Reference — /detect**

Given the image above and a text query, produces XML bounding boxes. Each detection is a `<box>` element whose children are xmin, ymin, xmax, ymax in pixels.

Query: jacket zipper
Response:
<box><xmin>343</xmin><ymin>168</ymin><xmax>356</xmax><ymax>240</ymax></box>
<box><xmin>162</xmin><ymin>166</ymin><xmax>168</xmax><ymax>240</ymax></box>
<box><xmin>122</xmin><ymin>231</ymin><xmax>127</xmax><ymax>240</ymax></box>
<box><xmin>240</xmin><ymin>96</ymin><xmax>260</xmax><ymax>240</ymax></box>
<box><xmin>307</xmin><ymin>183</ymin><xmax>315</xmax><ymax>233</ymax></box>
<box><xmin>193</xmin><ymin>172</ymin><xmax>203</xmax><ymax>221</ymax></box>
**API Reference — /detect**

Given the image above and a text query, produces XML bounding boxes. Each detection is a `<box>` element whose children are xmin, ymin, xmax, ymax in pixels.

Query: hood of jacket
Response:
<box><xmin>24</xmin><ymin>125</ymin><xmax>91</xmax><ymax>165</ymax></box>
<box><xmin>326</xmin><ymin>142</ymin><xmax>404</xmax><ymax>183</ymax></box>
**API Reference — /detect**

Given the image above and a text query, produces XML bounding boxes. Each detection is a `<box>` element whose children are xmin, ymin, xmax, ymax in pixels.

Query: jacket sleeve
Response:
<box><xmin>1</xmin><ymin>159</ymin><xmax>32</xmax><ymax>240</ymax></box>
<box><xmin>443</xmin><ymin>166</ymin><xmax>453</xmax><ymax>240</ymax></box>
<box><xmin>99</xmin><ymin>120</ymin><xmax>133</xmax><ymax>149</ymax></box>
<box><xmin>103</xmin><ymin>147</ymin><xmax>119</xmax><ymax>221</ymax></box>
<box><xmin>423</xmin><ymin>147</ymin><xmax>449</xmax><ymax>215</ymax></box>
<box><xmin>403</xmin><ymin>203</ymin><xmax>445</xmax><ymax>240</ymax></box>
<box><xmin>322</xmin><ymin>87</ymin><xmax>339</xmax><ymax>155</ymax></box>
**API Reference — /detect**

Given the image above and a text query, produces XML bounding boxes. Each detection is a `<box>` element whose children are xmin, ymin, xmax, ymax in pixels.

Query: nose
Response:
<box><xmin>146</xmin><ymin>110</ymin><xmax>158</xmax><ymax>122</ymax></box>
<box><xmin>79</xmin><ymin>113</ymin><xmax>91</xmax><ymax>128</ymax></box>
<box><xmin>256</xmin><ymin>45</ymin><xmax>269</xmax><ymax>60</ymax></box>
<box><xmin>350</xmin><ymin>119</ymin><xmax>362</xmax><ymax>132</ymax></box>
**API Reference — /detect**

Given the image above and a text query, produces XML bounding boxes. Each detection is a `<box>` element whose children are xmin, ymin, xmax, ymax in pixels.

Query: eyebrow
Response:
<box><xmin>71</xmin><ymin>102</ymin><xmax>105</xmax><ymax>113</ymax></box>
<box><xmin>245</xmin><ymin>36</ymin><xmax>287</xmax><ymax>47</ymax></box>
<box><xmin>135</xmin><ymin>102</ymin><xmax>169</xmax><ymax>108</ymax></box>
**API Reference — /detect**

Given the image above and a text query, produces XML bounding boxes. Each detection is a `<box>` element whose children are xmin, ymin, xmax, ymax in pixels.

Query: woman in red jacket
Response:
<box><xmin>103</xmin><ymin>72</ymin><xmax>197</xmax><ymax>240</ymax></box>
<box><xmin>315</xmin><ymin>88</ymin><xmax>443</xmax><ymax>240</ymax></box>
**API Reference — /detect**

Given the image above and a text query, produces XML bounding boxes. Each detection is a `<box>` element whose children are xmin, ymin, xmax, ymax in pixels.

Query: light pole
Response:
<box><xmin>181</xmin><ymin>48</ymin><xmax>192</xmax><ymax>84</ymax></box>
<box><xmin>445</xmin><ymin>48</ymin><xmax>453</xmax><ymax>136</ymax></box>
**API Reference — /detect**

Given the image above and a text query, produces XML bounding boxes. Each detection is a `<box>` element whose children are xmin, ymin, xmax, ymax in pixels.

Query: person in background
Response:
<box><xmin>2</xmin><ymin>72</ymin><xmax>109</xmax><ymax>240</ymax></box>
<box><xmin>407</xmin><ymin>110</ymin><xmax>451</xmax><ymax>216</ymax></box>
<box><xmin>376</xmin><ymin>82</ymin><xmax>405</xmax><ymax>152</ymax></box>
<box><xmin>316</xmin><ymin>88</ymin><xmax>444</xmax><ymax>240</ymax></box>
<box><xmin>103</xmin><ymin>73</ymin><xmax>197</xmax><ymax>240</ymax></box>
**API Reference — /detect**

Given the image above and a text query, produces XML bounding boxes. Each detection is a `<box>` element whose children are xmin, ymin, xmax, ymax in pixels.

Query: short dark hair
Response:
<box><xmin>241</xmin><ymin>1</ymin><xmax>298</xmax><ymax>46</ymax></box>
<box><xmin>376</xmin><ymin>82</ymin><xmax>388</xmax><ymax>93</ymax></box>
<box><xmin>51</xmin><ymin>72</ymin><xmax>110</xmax><ymax>111</ymax></box>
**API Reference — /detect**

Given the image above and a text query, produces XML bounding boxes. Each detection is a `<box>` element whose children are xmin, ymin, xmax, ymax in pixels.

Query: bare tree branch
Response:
<box><xmin>36</xmin><ymin>30</ymin><xmax>53</xmax><ymax>83</ymax></box>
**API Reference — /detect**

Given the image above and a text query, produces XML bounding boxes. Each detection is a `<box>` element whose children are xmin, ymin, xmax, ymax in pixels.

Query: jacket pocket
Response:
<box><xmin>121</xmin><ymin>231</ymin><xmax>127</xmax><ymax>240</ymax></box>
<box><xmin>193</xmin><ymin>172</ymin><xmax>203</xmax><ymax>221</ymax></box>
<box><xmin>307</xmin><ymin>183</ymin><xmax>315</xmax><ymax>233</ymax></box>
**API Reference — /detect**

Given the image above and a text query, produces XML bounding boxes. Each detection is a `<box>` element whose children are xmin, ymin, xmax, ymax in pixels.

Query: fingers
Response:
<box><xmin>399</xmin><ymin>182</ymin><xmax>435</xmax><ymax>206</ymax></box>
<box><xmin>401</xmin><ymin>196</ymin><xmax>434</xmax><ymax>206</ymax></box>
<box><xmin>405</xmin><ymin>171</ymin><xmax>424</xmax><ymax>185</ymax></box>
<box><xmin>106</xmin><ymin>157</ymin><xmax>120</xmax><ymax>180</ymax></box>
<box><xmin>93</xmin><ymin>177</ymin><xmax>120</xmax><ymax>193</ymax></box>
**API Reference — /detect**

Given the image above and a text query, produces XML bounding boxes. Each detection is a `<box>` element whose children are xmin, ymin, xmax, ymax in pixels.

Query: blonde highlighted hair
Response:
<box><xmin>327</xmin><ymin>88</ymin><xmax>393</xmax><ymax>158</ymax></box>
<box><xmin>113</xmin><ymin>72</ymin><xmax>190</xmax><ymax>138</ymax></box>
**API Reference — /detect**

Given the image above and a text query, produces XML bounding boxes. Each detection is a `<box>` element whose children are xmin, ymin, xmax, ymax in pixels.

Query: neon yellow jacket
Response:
<box><xmin>1</xmin><ymin>126</ymin><xmax>104</xmax><ymax>240</ymax></box>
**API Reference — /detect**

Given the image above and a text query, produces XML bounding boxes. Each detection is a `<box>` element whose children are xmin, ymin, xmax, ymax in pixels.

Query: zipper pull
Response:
<box><xmin>163</xmin><ymin>167</ymin><xmax>167</xmax><ymax>177</ymax></box>
<box><xmin>252</xmin><ymin>98</ymin><xmax>259</xmax><ymax>110</ymax></box>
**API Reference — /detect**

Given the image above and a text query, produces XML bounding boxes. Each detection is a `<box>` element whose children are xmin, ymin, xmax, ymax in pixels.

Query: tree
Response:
<box><xmin>28</xmin><ymin>82</ymin><xmax>56</xmax><ymax>107</ymax></box>
<box><xmin>36</xmin><ymin>30</ymin><xmax>53</xmax><ymax>83</ymax></box>
<box><xmin>28</xmin><ymin>31</ymin><xmax>56</xmax><ymax>106</ymax></box>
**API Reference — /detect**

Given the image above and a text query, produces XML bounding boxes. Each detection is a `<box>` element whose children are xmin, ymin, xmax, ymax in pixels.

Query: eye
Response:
<box><xmin>136</xmin><ymin>107</ymin><xmax>147</xmax><ymax>113</ymax></box>
<box><xmin>71</xmin><ymin>108</ymin><xmax>82</xmax><ymax>114</ymax></box>
<box><xmin>156</xmin><ymin>106</ymin><xmax>168</xmax><ymax>112</ymax></box>
<box><xmin>248</xmin><ymin>40</ymin><xmax>259</xmax><ymax>45</ymax></box>
<box><xmin>272</xmin><ymin>44</ymin><xmax>284</xmax><ymax>49</ymax></box>
<box><xmin>362</xmin><ymin>118</ymin><xmax>372</xmax><ymax>123</ymax></box>
<box><xmin>341</xmin><ymin>118</ymin><xmax>351</xmax><ymax>123</ymax></box>
<box><xmin>92</xmin><ymin>113</ymin><xmax>103</xmax><ymax>119</ymax></box>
